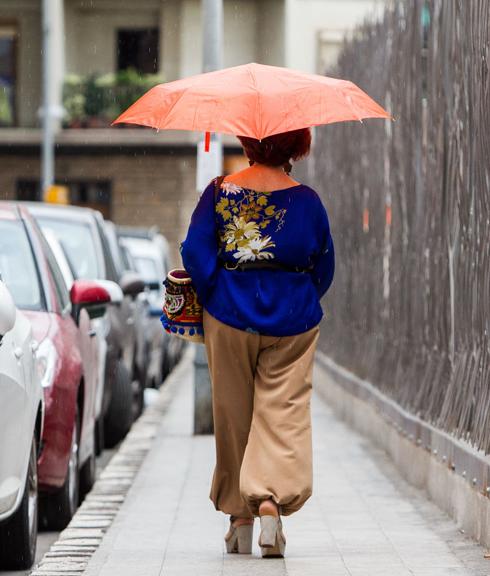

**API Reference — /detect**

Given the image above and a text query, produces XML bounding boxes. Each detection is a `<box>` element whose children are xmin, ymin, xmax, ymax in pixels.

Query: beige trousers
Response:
<box><xmin>203</xmin><ymin>308</ymin><xmax>320</xmax><ymax>518</ymax></box>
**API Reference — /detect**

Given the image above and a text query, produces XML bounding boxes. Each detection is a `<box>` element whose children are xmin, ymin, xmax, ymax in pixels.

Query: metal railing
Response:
<box><xmin>311</xmin><ymin>0</ymin><xmax>490</xmax><ymax>452</ymax></box>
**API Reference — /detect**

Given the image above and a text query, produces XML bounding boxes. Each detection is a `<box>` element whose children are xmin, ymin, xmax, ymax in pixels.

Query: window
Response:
<box><xmin>16</xmin><ymin>179</ymin><xmax>40</xmax><ymax>202</ymax></box>
<box><xmin>117</xmin><ymin>29</ymin><xmax>159</xmax><ymax>74</ymax></box>
<box><xmin>16</xmin><ymin>179</ymin><xmax>112</xmax><ymax>218</ymax></box>
<box><xmin>0</xmin><ymin>24</ymin><xmax>17</xmax><ymax>127</ymax></box>
<box><xmin>38</xmin><ymin>229</ymin><xmax>71</xmax><ymax>313</ymax></box>
<box><xmin>0</xmin><ymin>220</ymin><xmax>43</xmax><ymax>310</ymax></box>
<box><xmin>36</xmin><ymin>217</ymin><xmax>102</xmax><ymax>281</ymax></box>
<box><xmin>134</xmin><ymin>256</ymin><xmax>159</xmax><ymax>282</ymax></box>
<box><xmin>69</xmin><ymin>180</ymin><xmax>112</xmax><ymax>218</ymax></box>
<box><xmin>316</xmin><ymin>29</ymin><xmax>346</xmax><ymax>74</ymax></box>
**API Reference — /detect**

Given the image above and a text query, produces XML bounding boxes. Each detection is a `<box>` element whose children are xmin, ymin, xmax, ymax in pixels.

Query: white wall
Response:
<box><xmin>65</xmin><ymin>0</ymin><xmax>161</xmax><ymax>76</ymax></box>
<box><xmin>179</xmin><ymin>0</ymin><xmax>269</xmax><ymax>79</ymax></box>
<box><xmin>285</xmin><ymin>0</ymin><xmax>386</xmax><ymax>73</ymax></box>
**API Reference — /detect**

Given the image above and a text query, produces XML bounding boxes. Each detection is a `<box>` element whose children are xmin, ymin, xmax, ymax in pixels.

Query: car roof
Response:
<box><xmin>120</xmin><ymin>235</ymin><xmax>162</xmax><ymax>259</ymax></box>
<box><xmin>20</xmin><ymin>201</ymin><xmax>100</xmax><ymax>224</ymax></box>
<box><xmin>117</xmin><ymin>225</ymin><xmax>158</xmax><ymax>239</ymax></box>
<box><xmin>0</xmin><ymin>201</ymin><xmax>21</xmax><ymax>220</ymax></box>
<box><xmin>20</xmin><ymin>202</ymin><xmax>109</xmax><ymax>280</ymax></box>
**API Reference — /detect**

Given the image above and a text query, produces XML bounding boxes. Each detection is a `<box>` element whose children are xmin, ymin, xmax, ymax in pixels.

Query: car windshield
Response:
<box><xmin>36</xmin><ymin>217</ymin><xmax>100</xmax><ymax>280</ymax></box>
<box><xmin>0</xmin><ymin>220</ymin><xmax>42</xmax><ymax>310</ymax></box>
<box><xmin>134</xmin><ymin>256</ymin><xmax>159</xmax><ymax>282</ymax></box>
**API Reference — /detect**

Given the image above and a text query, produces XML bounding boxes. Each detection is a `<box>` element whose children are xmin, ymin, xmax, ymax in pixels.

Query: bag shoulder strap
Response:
<box><xmin>213</xmin><ymin>176</ymin><xmax>225</xmax><ymax>251</ymax></box>
<box><xmin>214</xmin><ymin>175</ymin><xmax>225</xmax><ymax>203</ymax></box>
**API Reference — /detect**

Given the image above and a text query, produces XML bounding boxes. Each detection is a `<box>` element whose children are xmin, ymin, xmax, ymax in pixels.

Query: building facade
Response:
<box><xmin>0</xmin><ymin>0</ymin><xmax>384</xmax><ymax>264</ymax></box>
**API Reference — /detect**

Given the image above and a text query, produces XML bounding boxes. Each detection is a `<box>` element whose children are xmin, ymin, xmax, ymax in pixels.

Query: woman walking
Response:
<box><xmin>180</xmin><ymin>127</ymin><xmax>335</xmax><ymax>558</ymax></box>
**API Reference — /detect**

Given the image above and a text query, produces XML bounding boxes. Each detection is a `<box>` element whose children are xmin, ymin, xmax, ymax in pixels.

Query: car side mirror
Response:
<box><xmin>94</xmin><ymin>280</ymin><xmax>124</xmax><ymax>306</ymax></box>
<box><xmin>120</xmin><ymin>272</ymin><xmax>145</xmax><ymax>299</ymax></box>
<box><xmin>0</xmin><ymin>282</ymin><xmax>16</xmax><ymax>341</ymax></box>
<box><xmin>146</xmin><ymin>280</ymin><xmax>161</xmax><ymax>291</ymax></box>
<box><xmin>70</xmin><ymin>280</ymin><xmax>111</xmax><ymax>323</ymax></box>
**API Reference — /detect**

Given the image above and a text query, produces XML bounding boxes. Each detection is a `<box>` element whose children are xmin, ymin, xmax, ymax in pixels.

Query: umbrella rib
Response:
<box><xmin>339</xmin><ymin>84</ymin><xmax>364</xmax><ymax>123</ymax></box>
<box><xmin>246</xmin><ymin>65</ymin><xmax>262</xmax><ymax>139</ymax></box>
<box><xmin>157</xmin><ymin>83</ymin><xmax>194</xmax><ymax>131</ymax></box>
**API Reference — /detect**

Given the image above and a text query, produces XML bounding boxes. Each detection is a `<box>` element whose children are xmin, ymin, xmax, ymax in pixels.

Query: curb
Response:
<box><xmin>315</xmin><ymin>351</ymin><xmax>490</xmax><ymax>550</ymax></box>
<box><xmin>29</xmin><ymin>345</ymin><xmax>191</xmax><ymax>576</ymax></box>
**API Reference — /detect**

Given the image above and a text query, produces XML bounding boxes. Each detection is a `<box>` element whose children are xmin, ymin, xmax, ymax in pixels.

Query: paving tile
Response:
<box><xmin>81</xmin><ymin>350</ymin><xmax>490</xmax><ymax>576</ymax></box>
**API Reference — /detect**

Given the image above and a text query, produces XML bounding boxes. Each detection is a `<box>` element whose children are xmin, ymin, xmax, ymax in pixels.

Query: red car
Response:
<box><xmin>0</xmin><ymin>203</ymin><xmax>110</xmax><ymax>529</ymax></box>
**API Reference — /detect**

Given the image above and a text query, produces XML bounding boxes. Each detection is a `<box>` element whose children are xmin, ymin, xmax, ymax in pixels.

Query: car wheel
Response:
<box><xmin>95</xmin><ymin>415</ymin><xmax>104</xmax><ymax>456</ymax></box>
<box><xmin>79</xmin><ymin>429</ymin><xmax>96</xmax><ymax>498</ymax></box>
<box><xmin>0</xmin><ymin>434</ymin><xmax>38</xmax><ymax>570</ymax></box>
<box><xmin>40</xmin><ymin>407</ymin><xmax>80</xmax><ymax>531</ymax></box>
<box><xmin>132</xmin><ymin>361</ymin><xmax>145</xmax><ymax>420</ymax></box>
<box><xmin>104</xmin><ymin>360</ymin><xmax>133</xmax><ymax>448</ymax></box>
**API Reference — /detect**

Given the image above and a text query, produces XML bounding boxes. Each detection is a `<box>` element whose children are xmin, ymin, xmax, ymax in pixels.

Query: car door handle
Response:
<box><xmin>88</xmin><ymin>329</ymin><xmax>97</xmax><ymax>338</ymax></box>
<box><xmin>14</xmin><ymin>347</ymin><xmax>24</xmax><ymax>359</ymax></box>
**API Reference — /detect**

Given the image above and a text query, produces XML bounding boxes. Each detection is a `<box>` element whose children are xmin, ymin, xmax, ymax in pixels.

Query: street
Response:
<box><xmin>3</xmin><ymin>448</ymin><xmax>116</xmax><ymax>576</ymax></box>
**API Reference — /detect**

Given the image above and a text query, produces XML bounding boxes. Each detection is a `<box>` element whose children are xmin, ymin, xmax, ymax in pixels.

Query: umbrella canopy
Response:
<box><xmin>113</xmin><ymin>62</ymin><xmax>391</xmax><ymax>140</ymax></box>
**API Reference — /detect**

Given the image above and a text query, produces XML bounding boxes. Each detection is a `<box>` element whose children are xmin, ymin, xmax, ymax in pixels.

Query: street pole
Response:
<box><xmin>202</xmin><ymin>0</ymin><xmax>223</xmax><ymax>74</ymax></box>
<box><xmin>41</xmin><ymin>0</ymin><xmax>55</xmax><ymax>199</ymax></box>
<box><xmin>194</xmin><ymin>0</ymin><xmax>223</xmax><ymax>435</ymax></box>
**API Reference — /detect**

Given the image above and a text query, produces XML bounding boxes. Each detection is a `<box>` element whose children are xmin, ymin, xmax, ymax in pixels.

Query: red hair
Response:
<box><xmin>237</xmin><ymin>128</ymin><xmax>311</xmax><ymax>172</ymax></box>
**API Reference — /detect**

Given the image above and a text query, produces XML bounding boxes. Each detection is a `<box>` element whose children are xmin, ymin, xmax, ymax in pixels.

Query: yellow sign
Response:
<box><xmin>44</xmin><ymin>185</ymin><xmax>69</xmax><ymax>204</ymax></box>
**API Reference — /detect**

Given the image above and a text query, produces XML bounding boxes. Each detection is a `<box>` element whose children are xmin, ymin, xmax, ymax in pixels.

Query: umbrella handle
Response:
<box><xmin>205</xmin><ymin>131</ymin><xmax>211</xmax><ymax>152</ymax></box>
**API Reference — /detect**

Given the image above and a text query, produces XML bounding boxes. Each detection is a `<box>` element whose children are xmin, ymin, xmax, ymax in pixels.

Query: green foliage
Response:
<box><xmin>62</xmin><ymin>69</ymin><xmax>163</xmax><ymax>127</ymax></box>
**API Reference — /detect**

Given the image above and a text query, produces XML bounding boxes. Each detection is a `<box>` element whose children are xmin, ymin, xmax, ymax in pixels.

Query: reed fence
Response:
<box><xmin>312</xmin><ymin>0</ymin><xmax>490</xmax><ymax>452</ymax></box>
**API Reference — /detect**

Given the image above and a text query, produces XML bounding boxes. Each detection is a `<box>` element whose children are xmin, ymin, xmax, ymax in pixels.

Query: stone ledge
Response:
<box><xmin>314</xmin><ymin>352</ymin><xmax>490</xmax><ymax>549</ymax></box>
<box><xmin>0</xmin><ymin>129</ymin><xmax>240</xmax><ymax>149</ymax></box>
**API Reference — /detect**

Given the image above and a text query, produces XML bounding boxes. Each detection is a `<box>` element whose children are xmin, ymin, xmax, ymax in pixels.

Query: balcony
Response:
<box><xmin>62</xmin><ymin>69</ymin><xmax>162</xmax><ymax>129</ymax></box>
<box><xmin>0</xmin><ymin>69</ymin><xmax>238</xmax><ymax>150</ymax></box>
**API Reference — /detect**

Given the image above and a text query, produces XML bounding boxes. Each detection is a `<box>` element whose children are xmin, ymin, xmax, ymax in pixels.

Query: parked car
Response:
<box><xmin>118</xmin><ymin>225</ymin><xmax>184</xmax><ymax>377</ymax></box>
<box><xmin>103</xmin><ymin>220</ymin><xmax>148</xmax><ymax>414</ymax></box>
<box><xmin>42</xmin><ymin>228</ymin><xmax>108</xmax><ymax>471</ymax></box>
<box><xmin>0</xmin><ymin>203</ymin><xmax>110</xmax><ymax>531</ymax></box>
<box><xmin>0</xmin><ymin>281</ymin><xmax>43</xmax><ymax>569</ymax></box>
<box><xmin>118</xmin><ymin>234</ymin><xmax>168</xmax><ymax>387</ymax></box>
<box><xmin>28</xmin><ymin>203</ymin><xmax>145</xmax><ymax>446</ymax></box>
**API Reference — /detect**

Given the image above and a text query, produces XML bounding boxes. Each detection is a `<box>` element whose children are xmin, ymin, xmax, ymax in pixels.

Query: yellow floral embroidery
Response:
<box><xmin>216</xmin><ymin>184</ymin><xmax>288</xmax><ymax>262</ymax></box>
<box><xmin>223</xmin><ymin>217</ymin><xmax>260</xmax><ymax>246</ymax></box>
<box><xmin>216</xmin><ymin>197</ymin><xmax>232</xmax><ymax>221</ymax></box>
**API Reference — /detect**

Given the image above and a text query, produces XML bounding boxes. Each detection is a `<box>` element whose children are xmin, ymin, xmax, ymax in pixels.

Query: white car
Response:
<box><xmin>119</xmin><ymin>233</ymin><xmax>172</xmax><ymax>387</ymax></box>
<box><xmin>0</xmin><ymin>280</ymin><xmax>43</xmax><ymax>570</ymax></box>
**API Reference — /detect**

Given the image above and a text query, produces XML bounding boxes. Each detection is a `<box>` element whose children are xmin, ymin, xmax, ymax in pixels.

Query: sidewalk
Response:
<box><xmin>83</xmin><ymin>348</ymin><xmax>489</xmax><ymax>576</ymax></box>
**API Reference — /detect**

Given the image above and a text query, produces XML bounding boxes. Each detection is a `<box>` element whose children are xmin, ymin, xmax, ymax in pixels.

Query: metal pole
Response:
<box><xmin>202</xmin><ymin>0</ymin><xmax>223</xmax><ymax>73</ymax></box>
<box><xmin>41</xmin><ymin>0</ymin><xmax>55</xmax><ymax>199</ymax></box>
<box><xmin>194</xmin><ymin>0</ymin><xmax>223</xmax><ymax>435</ymax></box>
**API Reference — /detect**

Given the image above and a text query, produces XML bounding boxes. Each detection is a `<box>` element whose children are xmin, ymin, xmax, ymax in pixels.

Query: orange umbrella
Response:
<box><xmin>113</xmin><ymin>62</ymin><xmax>391</xmax><ymax>147</ymax></box>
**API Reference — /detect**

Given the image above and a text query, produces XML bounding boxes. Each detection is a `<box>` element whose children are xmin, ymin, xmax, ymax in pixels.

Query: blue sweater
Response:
<box><xmin>180</xmin><ymin>178</ymin><xmax>335</xmax><ymax>336</ymax></box>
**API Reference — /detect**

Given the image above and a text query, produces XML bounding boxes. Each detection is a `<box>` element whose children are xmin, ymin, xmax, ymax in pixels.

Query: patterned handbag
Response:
<box><xmin>161</xmin><ymin>268</ymin><xmax>204</xmax><ymax>342</ymax></box>
<box><xmin>160</xmin><ymin>176</ymin><xmax>225</xmax><ymax>343</ymax></box>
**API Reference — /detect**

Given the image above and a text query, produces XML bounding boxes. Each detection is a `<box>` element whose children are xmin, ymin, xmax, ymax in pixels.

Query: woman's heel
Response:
<box><xmin>225</xmin><ymin>523</ymin><xmax>253</xmax><ymax>554</ymax></box>
<box><xmin>259</xmin><ymin>516</ymin><xmax>286</xmax><ymax>558</ymax></box>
